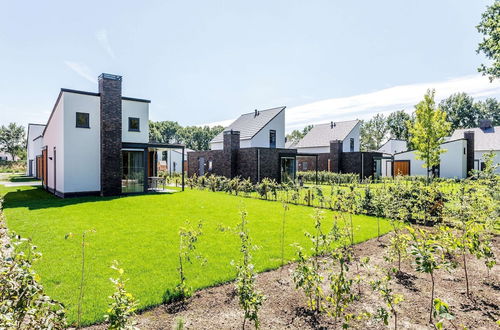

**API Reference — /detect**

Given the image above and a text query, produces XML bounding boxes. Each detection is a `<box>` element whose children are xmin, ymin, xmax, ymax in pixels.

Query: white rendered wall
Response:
<box><xmin>42</xmin><ymin>96</ymin><xmax>65</xmax><ymax>192</ymax></box>
<box><xmin>250</xmin><ymin>109</ymin><xmax>285</xmax><ymax>148</ymax></box>
<box><xmin>122</xmin><ymin>100</ymin><xmax>149</xmax><ymax>143</ymax></box>
<box><xmin>474</xmin><ymin>150</ymin><xmax>500</xmax><ymax>173</ymax></box>
<box><xmin>26</xmin><ymin>125</ymin><xmax>45</xmax><ymax>175</ymax></box>
<box><xmin>342</xmin><ymin>122</ymin><xmax>360</xmax><ymax>152</ymax></box>
<box><xmin>210</xmin><ymin>138</ymin><xmax>252</xmax><ymax>150</ymax></box>
<box><xmin>394</xmin><ymin>139</ymin><xmax>467</xmax><ymax>179</ymax></box>
<box><xmin>379</xmin><ymin>140</ymin><xmax>407</xmax><ymax>154</ymax></box>
<box><xmin>295</xmin><ymin>146</ymin><xmax>330</xmax><ymax>154</ymax></box>
<box><xmin>62</xmin><ymin>92</ymin><xmax>101</xmax><ymax>193</ymax></box>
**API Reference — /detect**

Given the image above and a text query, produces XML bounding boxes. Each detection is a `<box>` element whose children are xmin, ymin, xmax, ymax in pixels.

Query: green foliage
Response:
<box><xmin>370</xmin><ymin>268</ymin><xmax>403</xmax><ymax>329</ymax></box>
<box><xmin>0</xmin><ymin>231</ymin><xmax>66</xmax><ymax>329</ymax></box>
<box><xmin>175</xmin><ymin>220</ymin><xmax>204</xmax><ymax>301</ymax></box>
<box><xmin>233</xmin><ymin>209</ymin><xmax>265</xmax><ymax>329</ymax></box>
<box><xmin>297</xmin><ymin>171</ymin><xmax>359</xmax><ymax>185</ymax></box>
<box><xmin>360</xmin><ymin>113</ymin><xmax>388</xmax><ymax>151</ymax></box>
<box><xmin>476</xmin><ymin>0</ymin><xmax>500</xmax><ymax>81</ymax></box>
<box><xmin>104</xmin><ymin>261</ymin><xmax>138</xmax><ymax>330</ymax></box>
<box><xmin>439</xmin><ymin>92</ymin><xmax>478</xmax><ymax>130</ymax></box>
<box><xmin>0</xmin><ymin>123</ymin><xmax>26</xmax><ymax>161</ymax></box>
<box><xmin>387</xmin><ymin>110</ymin><xmax>413</xmax><ymax>143</ymax></box>
<box><xmin>476</xmin><ymin>97</ymin><xmax>500</xmax><ymax>126</ymax></box>
<box><xmin>285</xmin><ymin>125</ymin><xmax>313</xmax><ymax>144</ymax></box>
<box><xmin>433</xmin><ymin>298</ymin><xmax>455</xmax><ymax>330</ymax></box>
<box><xmin>409</xmin><ymin>89</ymin><xmax>451</xmax><ymax>179</ymax></box>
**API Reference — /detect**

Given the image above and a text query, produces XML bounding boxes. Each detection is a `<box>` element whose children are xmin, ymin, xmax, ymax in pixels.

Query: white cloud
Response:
<box><xmin>285</xmin><ymin>74</ymin><xmax>500</xmax><ymax>131</ymax></box>
<box><xmin>64</xmin><ymin>61</ymin><xmax>95</xmax><ymax>83</ymax></box>
<box><xmin>96</xmin><ymin>29</ymin><xmax>116</xmax><ymax>59</ymax></box>
<box><xmin>203</xmin><ymin>119</ymin><xmax>235</xmax><ymax>128</ymax></box>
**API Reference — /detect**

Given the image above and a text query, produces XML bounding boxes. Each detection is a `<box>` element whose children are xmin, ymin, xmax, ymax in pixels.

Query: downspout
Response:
<box><xmin>181</xmin><ymin>147</ymin><xmax>185</xmax><ymax>191</ymax></box>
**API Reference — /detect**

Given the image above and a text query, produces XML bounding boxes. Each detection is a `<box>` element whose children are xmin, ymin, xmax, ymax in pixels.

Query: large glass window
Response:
<box><xmin>350</xmin><ymin>138</ymin><xmax>355</xmax><ymax>152</ymax></box>
<box><xmin>270</xmin><ymin>130</ymin><xmax>276</xmax><ymax>148</ymax></box>
<box><xmin>122</xmin><ymin>150</ymin><xmax>144</xmax><ymax>193</ymax></box>
<box><xmin>280</xmin><ymin>157</ymin><xmax>296</xmax><ymax>183</ymax></box>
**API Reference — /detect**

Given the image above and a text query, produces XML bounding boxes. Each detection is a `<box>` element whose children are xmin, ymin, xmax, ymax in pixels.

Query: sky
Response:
<box><xmin>1</xmin><ymin>0</ymin><xmax>499</xmax><ymax>132</ymax></box>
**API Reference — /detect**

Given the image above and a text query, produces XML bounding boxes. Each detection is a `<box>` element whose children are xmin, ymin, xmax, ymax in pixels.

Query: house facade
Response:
<box><xmin>27</xmin><ymin>73</ymin><xmax>184</xmax><ymax>197</ymax></box>
<box><xmin>188</xmin><ymin>107</ymin><xmax>297</xmax><ymax>183</ymax></box>
<box><xmin>209</xmin><ymin>107</ymin><xmax>286</xmax><ymax>150</ymax></box>
<box><xmin>376</xmin><ymin>139</ymin><xmax>408</xmax><ymax>177</ymax></box>
<box><xmin>26</xmin><ymin>123</ymin><xmax>46</xmax><ymax>176</ymax></box>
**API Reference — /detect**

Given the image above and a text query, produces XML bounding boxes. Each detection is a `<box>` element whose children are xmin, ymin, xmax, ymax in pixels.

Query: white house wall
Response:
<box><xmin>250</xmin><ymin>109</ymin><xmax>285</xmax><ymax>148</ymax></box>
<box><xmin>122</xmin><ymin>100</ymin><xmax>149</xmax><ymax>143</ymax></box>
<box><xmin>295</xmin><ymin>146</ymin><xmax>330</xmax><ymax>154</ymax></box>
<box><xmin>342</xmin><ymin>123</ymin><xmax>360</xmax><ymax>152</ymax></box>
<box><xmin>62</xmin><ymin>92</ymin><xmax>101</xmax><ymax>193</ymax></box>
<box><xmin>26</xmin><ymin>124</ymin><xmax>45</xmax><ymax>175</ymax></box>
<box><xmin>42</xmin><ymin>96</ymin><xmax>65</xmax><ymax>192</ymax></box>
<box><xmin>474</xmin><ymin>150</ymin><xmax>500</xmax><ymax>173</ymax></box>
<box><xmin>393</xmin><ymin>139</ymin><xmax>467</xmax><ymax>179</ymax></box>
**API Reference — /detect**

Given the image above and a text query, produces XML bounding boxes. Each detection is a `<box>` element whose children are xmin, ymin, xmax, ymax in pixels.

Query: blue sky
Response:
<box><xmin>1</xmin><ymin>0</ymin><xmax>499</xmax><ymax>132</ymax></box>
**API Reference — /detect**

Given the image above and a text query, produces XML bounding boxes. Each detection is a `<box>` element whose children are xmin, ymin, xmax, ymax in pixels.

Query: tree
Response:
<box><xmin>0</xmin><ymin>123</ymin><xmax>26</xmax><ymax>161</ymax></box>
<box><xmin>149</xmin><ymin>120</ymin><xmax>183</xmax><ymax>143</ymax></box>
<box><xmin>360</xmin><ymin>114</ymin><xmax>388</xmax><ymax>151</ymax></box>
<box><xmin>409</xmin><ymin>90</ymin><xmax>451</xmax><ymax>181</ymax></box>
<box><xmin>476</xmin><ymin>97</ymin><xmax>500</xmax><ymax>125</ymax></box>
<box><xmin>386</xmin><ymin>110</ymin><xmax>412</xmax><ymax>141</ymax></box>
<box><xmin>179</xmin><ymin>125</ymin><xmax>224</xmax><ymax>151</ymax></box>
<box><xmin>476</xmin><ymin>0</ymin><xmax>500</xmax><ymax>81</ymax></box>
<box><xmin>286</xmin><ymin>125</ymin><xmax>313</xmax><ymax>144</ymax></box>
<box><xmin>439</xmin><ymin>93</ymin><xmax>477</xmax><ymax>130</ymax></box>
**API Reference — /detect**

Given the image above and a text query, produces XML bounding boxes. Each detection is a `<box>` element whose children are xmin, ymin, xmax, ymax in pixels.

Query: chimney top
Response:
<box><xmin>98</xmin><ymin>73</ymin><xmax>122</xmax><ymax>81</ymax></box>
<box><xmin>254</xmin><ymin>109</ymin><xmax>259</xmax><ymax>117</ymax></box>
<box><xmin>479</xmin><ymin>119</ymin><xmax>493</xmax><ymax>129</ymax></box>
<box><xmin>330</xmin><ymin>121</ymin><xmax>336</xmax><ymax>129</ymax></box>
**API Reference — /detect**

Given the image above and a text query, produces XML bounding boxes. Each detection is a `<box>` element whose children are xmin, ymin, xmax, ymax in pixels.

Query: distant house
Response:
<box><xmin>376</xmin><ymin>139</ymin><xmax>407</xmax><ymax>177</ymax></box>
<box><xmin>26</xmin><ymin>73</ymin><xmax>184</xmax><ymax>197</ymax></box>
<box><xmin>26</xmin><ymin>123</ymin><xmax>46</xmax><ymax>176</ymax></box>
<box><xmin>0</xmin><ymin>152</ymin><xmax>19</xmax><ymax>161</ymax></box>
<box><xmin>163</xmin><ymin>148</ymin><xmax>192</xmax><ymax>174</ymax></box>
<box><xmin>449</xmin><ymin>120</ymin><xmax>499</xmax><ymax>173</ymax></box>
<box><xmin>294</xmin><ymin>120</ymin><xmax>361</xmax><ymax>154</ymax></box>
<box><xmin>209</xmin><ymin>107</ymin><xmax>285</xmax><ymax>150</ymax></box>
<box><xmin>188</xmin><ymin>107</ymin><xmax>297</xmax><ymax>183</ymax></box>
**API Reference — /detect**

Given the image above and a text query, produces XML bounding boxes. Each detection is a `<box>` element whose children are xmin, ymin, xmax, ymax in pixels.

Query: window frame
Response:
<box><xmin>75</xmin><ymin>112</ymin><xmax>90</xmax><ymax>128</ymax></box>
<box><xmin>128</xmin><ymin>117</ymin><xmax>140</xmax><ymax>132</ymax></box>
<box><xmin>350</xmin><ymin>137</ymin><xmax>355</xmax><ymax>152</ymax></box>
<box><xmin>269</xmin><ymin>129</ymin><xmax>277</xmax><ymax>148</ymax></box>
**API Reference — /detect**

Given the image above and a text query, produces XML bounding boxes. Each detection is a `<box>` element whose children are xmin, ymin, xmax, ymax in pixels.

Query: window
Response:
<box><xmin>76</xmin><ymin>112</ymin><xmax>90</xmax><ymax>128</ymax></box>
<box><xmin>302</xmin><ymin>161</ymin><xmax>308</xmax><ymax>171</ymax></box>
<box><xmin>350</xmin><ymin>138</ymin><xmax>355</xmax><ymax>152</ymax></box>
<box><xmin>128</xmin><ymin>117</ymin><xmax>140</xmax><ymax>131</ymax></box>
<box><xmin>269</xmin><ymin>130</ymin><xmax>276</xmax><ymax>148</ymax></box>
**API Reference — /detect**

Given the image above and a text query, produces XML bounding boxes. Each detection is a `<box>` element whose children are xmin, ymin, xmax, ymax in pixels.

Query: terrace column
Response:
<box><xmin>223</xmin><ymin>130</ymin><xmax>240</xmax><ymax>178</ymax></box>
<box><xmin>330</xmin><ymin>140</ymin><xmax>343</xmax><ymax>173</ymax></box>
<box><xmin>464</xmin><ymin>131</ymin><xmax>475</xmax><ymax>177</ymax></box>
<box><xmin>99</xmin><ymin>73</ymin><xmax>123</xmax><ymax>196</ymax></box>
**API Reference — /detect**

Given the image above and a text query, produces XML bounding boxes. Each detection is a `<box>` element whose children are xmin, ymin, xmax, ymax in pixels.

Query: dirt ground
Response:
<box><xmin>87</xmin><ymin>234</ymin><xmax>499</xmax><ymax>330</ymax></box>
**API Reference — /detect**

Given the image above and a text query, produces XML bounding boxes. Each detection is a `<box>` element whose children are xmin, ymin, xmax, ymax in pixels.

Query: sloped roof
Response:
<box><xmin>294</xmin><ymin>120</ymin><xmax>360</xmax><ymax>148</ymax></box>
<box><xmin>378</xmin><ymin>139</ymin><xmax>407</xmax><ymax>154</ymax></box>
<box><xmin>211</xmin><ymin>106</ymin><xmax>285</xmax><ymax>143</ymax></box>
<box><xmin>450</xmin><ymin>126</ymin><xmax>500</xmax><ymax>151</ymax></box>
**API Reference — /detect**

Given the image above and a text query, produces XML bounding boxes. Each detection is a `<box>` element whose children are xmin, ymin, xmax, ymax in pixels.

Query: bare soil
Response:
<box><xmin>87</xmin><ymin>234</ymin><xmax>499</xmax><ymax>330</ymax></box>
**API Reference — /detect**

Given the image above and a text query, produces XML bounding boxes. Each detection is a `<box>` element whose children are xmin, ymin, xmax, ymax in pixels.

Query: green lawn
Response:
<box><xmin>1</xmin><ymin>185</ymin><xmax>391</xmax><ymax>326</ymax></box>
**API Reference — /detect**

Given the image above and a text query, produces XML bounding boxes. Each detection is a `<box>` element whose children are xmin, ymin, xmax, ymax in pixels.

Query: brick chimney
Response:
<box><xmin>330</xmin><ymin>140</ymin><xmax>343</xmax><ymax>173</ymax></box>
<box><xmin>464</xmin><ymin>131</ymin><xmax>474</xmax><ymax>177</ymax></box>
<box><xmin>98</xmin><ymin>73</ymin><xmax>123</xmax><ymax>196</ymax></box>
<box><xmin>223</xmin><ymin>130</ymin><xmax>240</xmax><ymax>178</ymax></box>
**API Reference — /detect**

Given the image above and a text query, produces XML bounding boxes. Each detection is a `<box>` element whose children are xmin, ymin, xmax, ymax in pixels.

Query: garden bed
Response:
<box><xmin>86</xmin><ymin>233</ymin><xmax>499</xmax><ymax>329</ymax></box>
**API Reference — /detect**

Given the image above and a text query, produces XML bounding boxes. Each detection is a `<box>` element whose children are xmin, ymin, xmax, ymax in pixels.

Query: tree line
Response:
<box><xmin>149</xmin><ymin>121</ymin><xmax>224</xmax><ymax>151</ymax></box>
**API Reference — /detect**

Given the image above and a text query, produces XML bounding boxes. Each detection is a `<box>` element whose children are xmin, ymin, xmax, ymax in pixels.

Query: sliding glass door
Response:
<box><xmin>122</xmin><ymin>150</ymin><xmax>145</xmax><ymax>193</ymax></box>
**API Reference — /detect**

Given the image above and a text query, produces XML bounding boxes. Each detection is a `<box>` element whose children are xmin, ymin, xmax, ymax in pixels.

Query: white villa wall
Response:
<box><xmin>26</xmin><ymin>124</ymin><xmax>45</xmax><ymax>175</ymax></box>
<box><xmin>393</xmin><ymin>139</ymin><xmax>467</xmax><ymax>179</ymax></box>
<box><xmin>62</xmin><ymin>92</ymin><xmax>101</xmax><ymax>193</ymax></box>
<box><xmin>342</xmin><ymin>122</ymin><xmax>360</xmax><ymax>152</ymax></box>
<box><xmin>122</xmin><ymin>100</ymin><xmax>149</xmax><ymax>143</ymax></box>
<box><xmin>474</xmin><ymin>150</ymin><xmax>500</xmax><ymax>173</ymax></box>
<box><xmin>250</xmin><ymin>109</ymin><xmax>285</xmax><ymax>148</ymax></box>
<box><xmin>295</xmin><ymin>146</ymin><xmax>330</xmax><ymax>154</ymax></box>
<box><xmin>42</xmin><ymin>96</ymin><xmax>65</xmax><ymax>192</ymax></box>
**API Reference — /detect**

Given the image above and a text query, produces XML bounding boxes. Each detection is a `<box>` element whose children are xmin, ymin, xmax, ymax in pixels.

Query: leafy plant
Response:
<box><xmin>104</xmin><ymin>261</ymin><xmax>138</xmax><ymax>330</ymax></box>
<box><xmin>65</xmin><ymin>229</ymin><xmax>96</xmax><ymax>327</ymax></box>
<box><xmin>370</xmin><ymin>268</ymin><xmax>403</xmax><ymax>330</ymax></box>
<box><xmin>280</xmin><ymin>201</ymin><xmax>289</xmax><ymax>270</ymax></box>
<box><xmin>233</xmin><ymin>209</ymin><xmax>265</xmax><ymax>329</ymax></box>
<box><xmin>432</xmin><ymin>298</ymin><xmax>456</xmax><ymax>330</ymax></box>
<box><xmin>174</xmin><ymin>220</ymin><xmax>204</xmax><ymax>302</ymax></box>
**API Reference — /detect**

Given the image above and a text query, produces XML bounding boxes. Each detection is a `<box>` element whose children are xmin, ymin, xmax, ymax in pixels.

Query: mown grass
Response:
<box><xmin>1</xmin><ymin>185</ymin><xmax>391</xmax><ymax>326</ymax></box>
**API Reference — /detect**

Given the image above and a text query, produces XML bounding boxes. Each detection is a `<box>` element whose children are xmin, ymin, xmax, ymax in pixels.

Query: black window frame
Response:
<box><xmin>350</xmin><ymin>138</ymin><xmax>355</xmax><ymax>152</ymax></box>
<box><xmin>269</xmin><ymin>129</ymin><xmax>276</xmax><ymax>148</ymax></box>
<box><xmin>128</xmin><ymin>117</ymin><xmax>140</xmax><ymax>132</ymax></box>
<box><xmin>75</xmin><ymin>112</ymin><xmax>90</xmax><ymax>128</ymax></box>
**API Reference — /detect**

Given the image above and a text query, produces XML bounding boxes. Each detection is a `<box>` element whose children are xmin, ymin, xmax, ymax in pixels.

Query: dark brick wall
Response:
<box><xmin>330</xmin><ymin>140</ymin><xmax>343</xmax><ymax>173</ymax></box>
<box><xmin>187</xmin><ymin>147</ymin><xmax>296</xmax><ymax>183</ymax></box>
<box><xmin>223</xmin><ymin>131</ymin><xmax>240</xmax><ymax>178</ymax></box>
<box><xmin>340</xmin><ymin>152</ymin><xmax>382</xmax><ymax>179</ymax></box>
<box><xmin>99</xmin><ymin>74</ymin><xmax>123</xmax><ymax>196</ymax></box>
<box><xmin>464</xmin><ymin>131</ymin><xmax>474</xmax><ymax>176</ymax></box>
